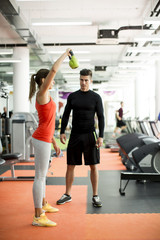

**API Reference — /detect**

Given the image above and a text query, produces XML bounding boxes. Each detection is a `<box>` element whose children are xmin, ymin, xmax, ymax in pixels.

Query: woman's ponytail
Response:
<box><xmin>29</xmin><ymin>69</ymin><xmax>49</xmax><ymax>102</ymax></box>
<box><xmin>29</xmin><ymin>74</ymin><xmax>36</xmax><ymax>102</ymax></box>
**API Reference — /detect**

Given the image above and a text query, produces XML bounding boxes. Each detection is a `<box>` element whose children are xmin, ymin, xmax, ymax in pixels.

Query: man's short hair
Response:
<box><xmin>80</xmin><ymin>69</ymin><xmax>92</xmax><ymax>78</ymax></box>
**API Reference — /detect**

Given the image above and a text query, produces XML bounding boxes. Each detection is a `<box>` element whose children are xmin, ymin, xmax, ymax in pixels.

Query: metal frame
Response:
<box><xmin>119</xmin><ymin>172</ymin><xmax>160</xmax><ymax>196</ymax></box>
<box><xmin>0</xmin><ymin>159</ymin><xmax>34</xmax><ymax>181</ymax></box>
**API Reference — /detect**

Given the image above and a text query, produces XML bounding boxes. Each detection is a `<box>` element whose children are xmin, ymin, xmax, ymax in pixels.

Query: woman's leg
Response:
<box><xmin>32</xmin><ymin>138</ymin><xmax>51</xmax><ymax>217</ymax></box>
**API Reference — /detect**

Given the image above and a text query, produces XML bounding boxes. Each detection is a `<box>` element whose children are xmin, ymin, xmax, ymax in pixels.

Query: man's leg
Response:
<box><xmin>65</xmin><ymin>164</ymin><xmax>75</xmax><ymax>195</ymax></box>
<box><xmin>114</xmin><ymin>127</ymin><xmax>119</xmax><ymax>134</ymax></box>
<box><xmin>121</xmin><ymin>125</ymin><xmax>126</xmax><ymax>131</ymax></box>
<box><xmin>89</xmin><ymin>164</ymin><xmax>98</xmax><ymax>196</ymax></box>
<box><xmin>90</xmin><ymin>164</ymin><xmax>102</xmax><ymax>207</ymax></box>
<box><xmin>56</xmin><ymin>164</ymin><xmax>75</xmax><ymax>205</ymax></box>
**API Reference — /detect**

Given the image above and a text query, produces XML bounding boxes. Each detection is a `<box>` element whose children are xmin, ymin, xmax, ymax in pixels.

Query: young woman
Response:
<box><xmin>29</xmin><ymin>49</ymin><xmax>71</xmax><ymax>227</ymax></box>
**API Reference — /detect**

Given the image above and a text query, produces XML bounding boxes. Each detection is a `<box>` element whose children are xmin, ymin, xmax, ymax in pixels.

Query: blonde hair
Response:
<box><xmin>29</xmin><ymin>69</ymin><xmax>49</xmax><ymax>102</ymax></box>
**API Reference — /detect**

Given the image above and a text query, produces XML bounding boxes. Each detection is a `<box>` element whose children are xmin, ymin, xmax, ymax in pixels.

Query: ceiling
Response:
<box><xmin>0</xmin><ymin>0</ymin><xmax>160</xmax><ymax>92</ymax></box>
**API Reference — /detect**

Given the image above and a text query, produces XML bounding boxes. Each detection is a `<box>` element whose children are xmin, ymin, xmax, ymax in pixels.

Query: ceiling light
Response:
<box><xmin>121</xmin><ymin>56</ymin><xmax>151</xmax><ymax>61</ymax></box>
<box><xmin>49</xmin><ymin>51</ymin><xmax>90</xmax><ymax>54</ymax></box>
<box><xmin>17</xmin><ymin>0</ymin><xmax>56</xmax><ymax>1</ymax></box>
<box><xmin>111</xmin><ymin>76</ymin><xmax>135</xmax><ymax>80</ymax></box>
<box><xmin>32</xmin><ymin>19</ymin><xmax>92</xmax><ymax>26</ymax></box>
<box><xmin>63</xmin><ymin>74</ymin><xmax>79</xmax><ymax>78</ymax></box>
<box><xmin>116</xmin><ymin>69</ymin><xmax>142</xmax><ymax>73</ymax></box>
<box><xmin>6</xmin><ymin>71</ymin><xmax>36</xmax><ymax>75</ymax></box>
<box><xmin>0</xmin><ymin>58</ymin><xmax>21</xmax><ymax>63</ymax></box>
<box><xmin>134</xmin><ymin>35</ymin><xmax>160</xmax><ymax>42</ymax></box>
<box><xmin>144</xmin><ymin>17</ymin><xmax>160</xmax><ymax>25</ymax></box>
<box><xmin>127</xmin><ymin>47</ymin><xmax>160</xmax><ymax>53</ymax></box>
<box><xmin>66</xmin><ymin>81</ymin><xmax>79</xmax><ymax>84</ymax></box>
<box><xmin>118</xmin><ymin>63</ymin><xmax>146</xmax><ymax>69</ymax></box>
<box><xmin>108</xmin><ymin>83</ymin><xmax>129</xmax><ymax>87</ymax></box>
<box><xmin>61</xmin><ymin>70</ymin><xmax>80</xmax><ymax>74</ymax></box>
<box><xmin>29</xmin><ymin>71</ymin><xmax>36</xmax><ymax>74</ymax></box>
<box><xmin>0</xmin><ymin>49</ymin><xmax>13</xmax><ymax>55</ymax></box>
<box><xmin>61</xmin><ymin>59</ymin><xmax>91</xmax><ymax>63</ymax></box>
<box><xmin>6</xmin><ymin>72</ymin><xmax>13</xmax><ymax>75</ymax></box>
<box><xmin>113</xmin><ymin>73</ymin><xmax>136</xmax><ymax>77</ymax></box>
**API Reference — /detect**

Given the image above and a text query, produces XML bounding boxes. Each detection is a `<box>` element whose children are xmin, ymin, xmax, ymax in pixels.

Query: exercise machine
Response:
<box><xmin>0</xmin><ymin>111</ymin><xmax>37</xmax><ymax>181</ymax></box>
<box><xmin>11</xmin><ymin>112</ymin><xmax>38</xmax><ymax>161</ymax></box>
<box><xmin>0</xmin><ymin>118</ymin><xmax>25</xmax><ymax>181</ymax></box>
<box><xmin>117</xmin><ymin>120</ymin><xmax>159</xmax><ymax>172</ymax></box>
<box><xmin>118</xmin><ymin>119</ymin><xmax>160</xmax><ymax>195</ymax></box>
<box><xmin>119</xmin><ymin>172</ymin><xmax>160</xmax><ymax>196</ymax></box>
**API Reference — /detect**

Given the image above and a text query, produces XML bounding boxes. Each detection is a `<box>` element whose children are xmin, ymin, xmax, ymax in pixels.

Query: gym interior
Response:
<box><xmin>0</xmin><ymin>0</ymin><xmax>160</xmax><ymax>239</ymax></box>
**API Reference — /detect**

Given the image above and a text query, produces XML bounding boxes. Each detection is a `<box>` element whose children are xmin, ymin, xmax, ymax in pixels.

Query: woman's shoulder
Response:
<box><xmin>36</xmin><ymin>91</ymin><xmax>50</xmax><ymax>105</ymax></box>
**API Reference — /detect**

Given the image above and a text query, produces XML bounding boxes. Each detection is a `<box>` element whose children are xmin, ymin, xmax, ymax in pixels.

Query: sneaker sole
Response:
<box><xmin>92</xmin><ymin>202</ymin><xmax>102</xmax><ymax>208</ymax></box>
<box><xmin>32</xmin><ymin>222</ymin><xmax>57</xmax><ymax>227</ymax></box>
<box><xmin>57</xmin><ymin>199</ymin><xmax>72</xmax><ymax>205</ymax></box>
<box><xmin>42</xmin><ymin>208</ymin><xmax>59</xmax><ymax>213</ymax></box>
<box><xmin>43</xmin><ymin>209</ymin><xmax>59</xmax><ymax>213</ymax></box>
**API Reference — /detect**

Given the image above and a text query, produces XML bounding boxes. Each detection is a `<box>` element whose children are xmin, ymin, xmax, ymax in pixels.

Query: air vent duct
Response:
<box><xmin>97</xmin><ymin>29</ymin><xmax>119</xmax><ymax>45</ymax></box>
<box><xmin>95</xmin><ymin>66</ymin><xmax>107</xmax><ymax>71</ymax></box>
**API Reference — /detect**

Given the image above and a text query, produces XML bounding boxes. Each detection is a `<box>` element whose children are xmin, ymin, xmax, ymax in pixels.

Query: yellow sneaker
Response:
<box><xmin>32</xmin><ymin>212</ymin><xmax>57</xmax><ymax>227</ymax></box>
<box><xmin>42</xmin><ymin>202</ymin><xmax>59</xmax><ymax>213</ymax></box>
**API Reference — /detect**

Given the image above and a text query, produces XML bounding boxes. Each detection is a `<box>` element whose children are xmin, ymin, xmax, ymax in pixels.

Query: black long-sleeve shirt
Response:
<box><xmin>60</xmin><ymin>90</ymin><xmax>104</xmax><ymax>138</ymax></box>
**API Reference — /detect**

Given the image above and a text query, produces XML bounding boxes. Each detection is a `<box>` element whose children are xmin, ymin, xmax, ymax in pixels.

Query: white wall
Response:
<box><xmin>135</xmin><ymin>65</ymin><xmax>155</xmax><ymax>120</ymax></box>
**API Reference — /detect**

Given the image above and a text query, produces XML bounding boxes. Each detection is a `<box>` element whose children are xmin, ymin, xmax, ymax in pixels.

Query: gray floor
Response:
<box><xmin>47</xmin><ymin>170</ymin><xmax>160</xmax><ymax>214</ymax></box>
<box><xmin>87</xmin><ymin>170</ymin><xmax>160</xmax><ymax>214</ymax></box>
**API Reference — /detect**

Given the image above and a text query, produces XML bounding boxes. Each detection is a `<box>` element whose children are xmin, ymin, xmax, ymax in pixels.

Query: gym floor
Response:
<box><xmin>0</xmin><ymin>149</ymin><xmax>160</xmax><ymax>240</ymax></box>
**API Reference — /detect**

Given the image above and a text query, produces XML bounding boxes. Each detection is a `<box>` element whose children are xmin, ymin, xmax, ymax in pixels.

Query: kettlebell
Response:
<box><xmin>69</xmin><ymin>50</ymin><xmax>79</xmax><ymax>69</ymax></box>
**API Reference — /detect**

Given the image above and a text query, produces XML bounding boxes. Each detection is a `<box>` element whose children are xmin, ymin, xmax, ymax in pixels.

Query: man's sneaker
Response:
<box><xmin>42</xmin><ymin>202</ymin><xmax>59</xmax><ymax>213</ymax></box>
<box><xmin>32</xmin><ymin>212</ymin><xmax>57</xmax><ymax>227</ymax></box>
<box><xmin>92</xmin><ymin>195</ymin><xmax>102</xmax><ymax>207</ymax></box>
<box><xmin>56</xmin><ymin>194</ymin><xmax>72</xmax><ymax>205</ymax></box>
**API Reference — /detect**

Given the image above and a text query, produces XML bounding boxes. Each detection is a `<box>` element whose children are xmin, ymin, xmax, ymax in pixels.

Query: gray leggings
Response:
<box><xmin>32</xmin><ymin>138</ymin><xmax>51</xmax><ymax>208</ymax></box>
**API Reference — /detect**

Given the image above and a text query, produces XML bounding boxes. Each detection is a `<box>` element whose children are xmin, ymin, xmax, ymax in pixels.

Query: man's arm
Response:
<box><xmin>116</xmin><ymin>110</ymin><xmax>121</xmax><ymax>120</ymax></box>
<box><xmin>96</xmin><ymin>95</ymin><xmax>105</xmax><ymax>139</ymax></box>
<box><xmin>60</xmin><ymin>95</ymin><xmax>72</xmax><ymax>144</ymax></box>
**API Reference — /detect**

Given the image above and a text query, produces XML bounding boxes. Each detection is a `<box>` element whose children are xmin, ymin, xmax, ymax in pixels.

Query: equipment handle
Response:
<box><xmin>69</xmin><ymin>50</ymin><xmax>74</xmax><ymax>56</ymax></box>
<box><xmin>68</xmin><ymin>50</ymin><xmax>74</xmax><ymax>60</ymax></box>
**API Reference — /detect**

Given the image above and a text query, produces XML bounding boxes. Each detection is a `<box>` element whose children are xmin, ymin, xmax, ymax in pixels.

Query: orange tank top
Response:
<box><xmin>32</xmin><ymin>97</ymin><xmax>56</xmax><ymax>143</ymax></box>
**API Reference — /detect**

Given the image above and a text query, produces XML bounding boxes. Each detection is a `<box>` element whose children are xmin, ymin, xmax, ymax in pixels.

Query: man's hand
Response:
<box><xmin>96</xmin><ymin>137</ymin><xmax>103</xmax><ymax>148</ymax></box>
<box><xmin>60</xmin><ymin>133</ymin><xmax>66</xmax><ymax>144</ymax></box>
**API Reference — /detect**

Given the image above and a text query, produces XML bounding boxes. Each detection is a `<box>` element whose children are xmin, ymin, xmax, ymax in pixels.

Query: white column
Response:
<box><xmin>135</xmin><ymin>73</ymin><xmax>143</xmax><ymax>119</ymax></box>
<box><xmin>13</xmin><ymin>47</ymin><xmax>30</xmax><ymax>112</ymax></box>
<box><xmin>155</xmin><ymin>61</ymin><xmax>160</xmax><ymax>119</ymax></box>
<box><xmin>135</xmin><ymin>66</ymin><xmax>155</xmax><ymax>120</ymax></box>
<box><xmin>51</xmin><ymin>85</ymin><xmax>59</xmax><ymax>115</ymax></box>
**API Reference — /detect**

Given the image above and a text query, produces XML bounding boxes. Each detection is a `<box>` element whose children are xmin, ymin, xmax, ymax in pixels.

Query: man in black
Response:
<box><xmin>57</xmin><ymin>69</ymin><xmax>104</xmax><ymax>207</ymax></box>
